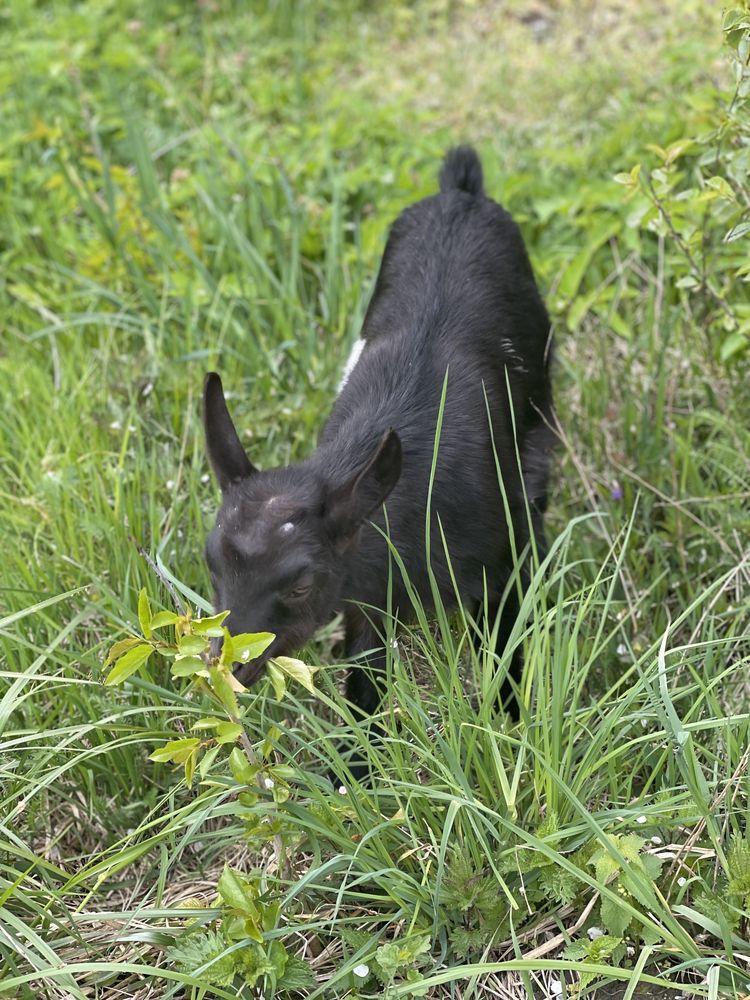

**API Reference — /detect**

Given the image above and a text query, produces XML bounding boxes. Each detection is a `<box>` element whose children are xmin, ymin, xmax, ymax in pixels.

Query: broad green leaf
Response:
<box><xmin>184</xmin><ymin>747</ymin><xmax>198</xmax><ymax>788</ymax></box>
<box><xmin>243</xmin><ymin>918</ymin><xmax>264</xmax><ymax>945</ymax></box>
<box><xmin>150</xmin><ymin>610</ymin><xmax>181</xmax><ymax>630</ymax></box>
<box><xmin>675</xmin><ymin>274</ymin><xmax>699</xmax><ymax>289</ymax></box>
<box><xmin>192</xmin><ymin>610</ymin><xmax>231</xmax><ymax>636</ymax></box>
<box><xmin>266</xmin><ymin>661</ymin><xmax>286</xmax><ymax>701</ymax></box>
<box><xmin>218</xmin><ymin>865</ymin><xmax>258</xmax><ymax>918</ymax></box>
<box><xmin>270</xmin><ymin>764</ymin><xmax>297</xmax><ymax>781</ymax></box>
<box><xmin>105</xmin><ymin>643</ymin><xmax>153</xmax><ymax>685</ymax></box>
<box><xmin>720</xmin><ymin>331</ymin><xmax>748</xmax><ymax>362</ymax></box>
<box><xmin>167</xmin><ymin>928</ymin><xmax>235</xmax><ymax>986</ymax></box>
<box><xmin>216</xmin><ymin>721</ymin><xmax>243</xmax><ymax>744</ymax></box>
<box><xmin>592</xmin><ymin>848</ymin><xmax>621</xmax><ymax>884</ymax></box>
<box><xmin>664</xmin><ymin>139</ymin><xmax>693</xmax><ymax>164</ymax></box>
<box><xmin>376</xmin><ymin>935</ymin><xmax>430</xmax><ymax>976</ymax></box>
<box><xmin>223</xmin><ymin>913</ymin><xmax>263</xmax><ymax>946</ymax></box>
<box><xmin>198</xmin><ymin>744</ymin><xmax>221</xmax><ymax>779</ymax></box>
<box><xmin>225</xmin><ymin>670</ymin><xmax>248</xmax><ymax>692</ymax></box>
<box><xmin>266</xmin><ymin>938</ymin><xmax>288</xmax><ymax>976</ymax></box>
<box><xmin>105</xmin><ymin>636</ymin><xmax>142</xmax><ymax>667</ymax></box>
<box><xmin>278</xmin><ymin>956</ymin><xmax>315</xmax><ymax>992</ymax></box>
<box><xmin>640</xmin><ymin>921</ymin><xmax>663</xmax><ymax>946</ymax></box>
<box><xmin>613</xmin><ymin>163</ymin><xmax>640</xmax><ymax>187</ymax></box>
<box><xmin>705</xmin><ymin>175</ymin><xmax>735</xmax><ymax>200</ymax></box>
<box><xmin>192</xmin><ymin>716</ymin><xmax>223</xmax><ymax>731</ymax></box>
<box><xmin>220</xmin><ymin>629</ymin><xmax>235</xmax><ymax>668</ymax></box>
<box><xmin>640</xmin><ymin>853</ymin><xmax>664</xmax><ymax>881</ymax></box>
<box><xmin>229</xmin><ymin>746</ymin><xmax>257</xmax><ymax>785</ymax></box>
<box><xmin>171</xmin><ymin>654</ymin><xmax>207</xmax><ymax>677</ymax></box>
<box><xmin>231</xmin><ymin>631</ymin><xmax>275</xmax><ymax>665</ymax></box>
<box><xmin>271</xmin><ymin>781</ymin><xmax>291</xmax><ymax>804</ymax></box>
<box><xmin>262</xmin><ymin>726</ymin><xmax>282</xmax><ymax>759</ymax></box>
<box><xmin>138</xmin><ymin>588</ymin><xmax>152</xmax><ymax>639</ymax></box>
<box><xmin>150</xmin><ymin>737</ymin><xmax>201</xmax><ymax>763</ymax></box>
<box><xmin>210</xmin><ymin>665</ymin><xmax>240</xmax><ymax>718</ymax></box>
<box><xmin>405</xmin><ymin>968</ymin><xmax>428</xmax><ymax>997</ymax></box>
<box><xmin>271</xmin><ymin>655</ymin><xmax>317</xmax><ymax>694</ymax></box>
<box><xmin>723</xmin><ymin>8</ymin><xmax>745</xmax><ymax>31</ymax></box>
<box><xmin>600</xmin><ymin>893</ymin><xmax>632</xmax><ymax>937</ymax></box>
<box><xmin>618</xmin><ymin>834</ymin><xmax>646</xmax><ymax>863</ymax></box>
<box><xmin>696</xmin><ymin>188</ymin><xmax>721</xmax><ymax>204</ymax></box>
<box><xmin>724</xmin><ymin>221</ymin><xmax>750</xmax><ymax>243</ymax></box>
<box><xmin>178</xmin><ymin>634</ymin><xmax>208</xmax><ymax>655</ymax></box>
<box><xmin>587</xmin><ymin>934</ymin><xmax>622</xmax><ymax>961</ymax></box>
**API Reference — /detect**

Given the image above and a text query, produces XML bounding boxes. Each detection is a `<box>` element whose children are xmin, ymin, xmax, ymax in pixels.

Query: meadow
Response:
<box><xmin>1</xmin><ymin>0</ymin><xmax>750</xmax><ymax>996</ymax></box>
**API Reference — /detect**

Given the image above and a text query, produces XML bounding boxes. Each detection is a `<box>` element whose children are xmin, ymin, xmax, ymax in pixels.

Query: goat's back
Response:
<box><xmin>319</xmin><ymin>174</ymin><xmax>553</xmax><ymax>612</ymax></box>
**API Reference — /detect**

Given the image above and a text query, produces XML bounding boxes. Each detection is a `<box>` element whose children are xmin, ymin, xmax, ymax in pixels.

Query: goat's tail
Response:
<box><xmin>439</xmin><ymin>145</ymin><xmax>484</xmax><ymax>196</ymax></box>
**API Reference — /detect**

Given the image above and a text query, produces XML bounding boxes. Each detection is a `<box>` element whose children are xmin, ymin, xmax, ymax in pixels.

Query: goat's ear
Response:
<box><xmin>326</xmin><ymin>429</ymin><xmax>402</xmax><ymax>542</ymax></box>
<box><xmin>203</xmin><ymin>372</ymin><xmax>256</xmax><ymax>491</ymax></box>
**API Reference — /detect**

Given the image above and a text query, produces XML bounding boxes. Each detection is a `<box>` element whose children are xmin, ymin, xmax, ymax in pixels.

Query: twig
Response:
<box><xmin>228</xmin><ymin>706</ymin><xmax>289</xmax><ymax>881</ymax></box>
<box><xmin>645</xmin><ymin>177</ymin><xmax>737</xmax><ymax>326</ymax></box>
<box><xmin>134</xmin><ymin>540</ymin><xmax>188</xmax><ymax>616</ymax></box>
<box><xmin>162</xmin><ymin>384</ymin><xmax>194</xmax><ymax>538</ymax></box>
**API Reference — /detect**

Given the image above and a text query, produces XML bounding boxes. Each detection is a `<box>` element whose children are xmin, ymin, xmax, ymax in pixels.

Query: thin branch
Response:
<box><xmin>645</xmin><ymin>177</ymin><xmax>737</xmax><ymax>326</ymax></box>
<box><xmin>134</xmin><ymin>540</ymin><xmax>188</xmax><ymax>616</ymax></box>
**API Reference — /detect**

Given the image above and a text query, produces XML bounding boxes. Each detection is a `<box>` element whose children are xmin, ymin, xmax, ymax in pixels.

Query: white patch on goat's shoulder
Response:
<box><xmin>280</xmin><ymin>521</ymin><xmax>295</xmax><ymax>535</ymax></box>
<box><xmin>337</xmin><ymin>338</ymin><xmax>365</xmax><ymax>394</ymax></box>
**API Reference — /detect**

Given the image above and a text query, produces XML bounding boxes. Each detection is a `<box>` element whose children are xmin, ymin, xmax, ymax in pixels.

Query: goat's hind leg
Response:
<box><xmin>474</xmin><ymin>511</ymin><xmax>547</xmax><ymax>717</ymax></box>
<box><xmin>473</xmin><ymin>584</ymin><xmax>522</xmax><ymax>717</ymax></box>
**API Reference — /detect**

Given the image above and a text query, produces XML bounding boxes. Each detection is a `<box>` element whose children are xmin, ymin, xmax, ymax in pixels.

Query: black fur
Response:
<box><xmin>439</xmin><ymin>145</ymin><xmax>484</xmax><ymax>196</ymax></box>
<box><xmin>202</xmin><ymin>146</ymin><xmax>554</xmax><ymax>721</ymax></box>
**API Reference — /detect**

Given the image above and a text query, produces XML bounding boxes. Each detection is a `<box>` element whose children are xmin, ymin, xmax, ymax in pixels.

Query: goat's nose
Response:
<box><xmin>209</xmin><ymin>634</ymin><xmax>223</xmax><ymax>660</ymax></box>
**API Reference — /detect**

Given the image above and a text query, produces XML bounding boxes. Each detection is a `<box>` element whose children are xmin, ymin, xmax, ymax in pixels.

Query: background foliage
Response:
<box><xmin>1</xmin><ymin>0</ymin><xmax>749</xmax><ymax>996</ymax></box>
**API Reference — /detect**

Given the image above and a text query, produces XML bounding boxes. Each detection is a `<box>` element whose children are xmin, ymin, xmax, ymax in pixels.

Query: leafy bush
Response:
<box><xmin>609</xmin><ymin>6</ymin><xmax>750</xmax><ymax>364</ymax></box>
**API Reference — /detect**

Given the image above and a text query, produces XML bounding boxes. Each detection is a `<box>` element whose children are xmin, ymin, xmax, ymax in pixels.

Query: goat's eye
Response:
<box><xmin>287</xmin><ymin>582</ymin><xmax>312</xmax><ymax>601</ymax></box>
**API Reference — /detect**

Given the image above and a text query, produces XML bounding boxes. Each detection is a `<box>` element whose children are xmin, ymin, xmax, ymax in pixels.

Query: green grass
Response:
<box><xmin>2</xmin><ymin>0</ymin><xmax>750</xmax><ymax>996</ymax></box>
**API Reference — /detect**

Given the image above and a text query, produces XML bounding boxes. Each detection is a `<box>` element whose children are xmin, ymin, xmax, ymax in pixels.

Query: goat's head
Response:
<box><xmin>202</xmin><ymin>372</ymin><xmax>401</xmax><ymax>684</ymax></box>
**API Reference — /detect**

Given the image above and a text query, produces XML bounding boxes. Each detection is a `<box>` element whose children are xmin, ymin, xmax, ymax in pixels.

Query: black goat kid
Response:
<box><xmin>203</xmin><ymin>146</ymin><xmax>554</xmax><ymax>720</ymax></box>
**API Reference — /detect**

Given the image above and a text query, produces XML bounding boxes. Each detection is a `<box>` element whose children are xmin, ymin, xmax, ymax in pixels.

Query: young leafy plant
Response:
<box><xmin>105</xmin><ymin>588</ymin><xmax>315</xmax><ymax>787</ymax></box>
<box><xmin>103</xmin><ymin>588</ymin><xmax>318</xmax><ymax>991</ymax></box>
<box><xmin>564</xmin><ymin>933</ymin><xmax>625</xmax><ymax>994</ymax></box>
<box><xmin>588</xmin><ymin>834</ymin><xmax>664</xmax><ymax>942</ymax></box>
<box><xmin>611</xmin><ymin>5</ymin><xmax>750</xmax><ymax>366</ymax></box>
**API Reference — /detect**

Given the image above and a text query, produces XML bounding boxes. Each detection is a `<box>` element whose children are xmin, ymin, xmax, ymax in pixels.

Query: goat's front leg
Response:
<box><xmin>327</xmin><ymin>608</ymin><xmax>387</xmax><ymax>786</ymax></box>
<box><xmin>343</xmin><ymin>607</ymin><xmax>387</xmax><ymax>717</ymax></box>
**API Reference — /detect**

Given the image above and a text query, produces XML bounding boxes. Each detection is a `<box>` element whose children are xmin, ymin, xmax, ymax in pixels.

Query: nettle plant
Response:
<box><xmin>439</xmin><ymin>821</ymin><xmax>666</xmax><ymax>981</ymax></box>
<box><xmin>104</xmin><ymin>589</ymin><xmax>317</xmax><ymax>992</ymax></box>
<box><xmin>434</xmin><ymin>819</ymin><xmax>742</xmax><ymax>993</ymax></box>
